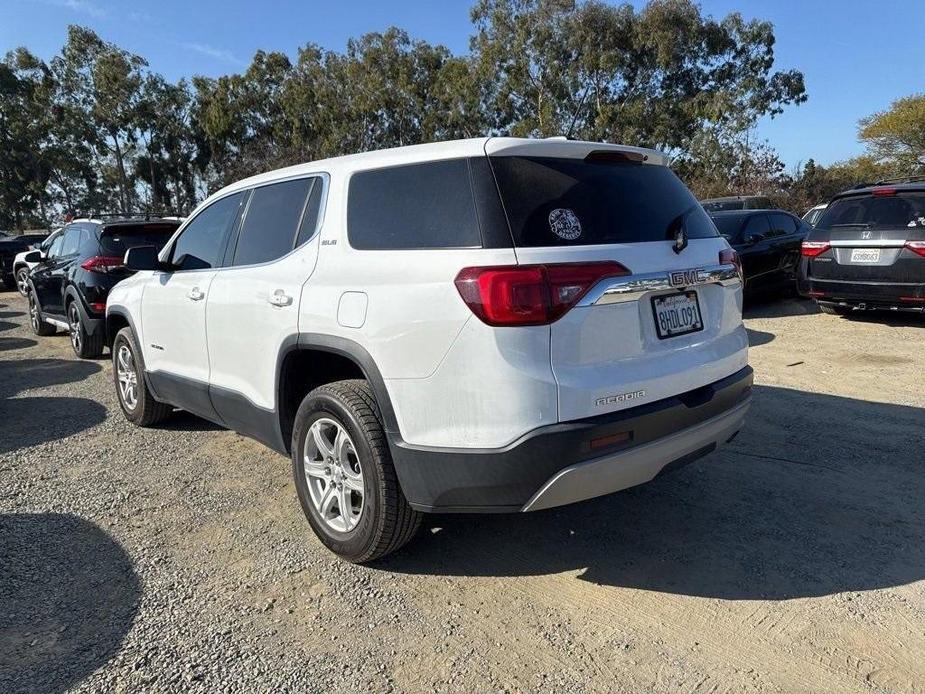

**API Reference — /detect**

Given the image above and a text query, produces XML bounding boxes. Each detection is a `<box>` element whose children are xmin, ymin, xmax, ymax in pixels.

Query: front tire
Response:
<box><xmin>28</xmin><ymin>291</ymin><xmax>56</xmax><ymax>336</ymax></box>
<box><xmin>292</xmin><ymin>380</ymin><xmax>421</xmax><ymax>563</ymax></box>
<box><xmin>68</xmin><ymin>301</ymin><xmax>104</xmax><ymax>358</ymax></box>
<box><xmin>112</xmin><ymin>327</ymin><xmax>172</xmax><ymax>426</ymax></box>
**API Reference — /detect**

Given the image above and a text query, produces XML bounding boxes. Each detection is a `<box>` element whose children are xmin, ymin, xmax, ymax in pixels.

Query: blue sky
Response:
<box><xmin>3</xmin><ymin>0</ymin><xmax>923</xmax><ymax>169</ymax></box>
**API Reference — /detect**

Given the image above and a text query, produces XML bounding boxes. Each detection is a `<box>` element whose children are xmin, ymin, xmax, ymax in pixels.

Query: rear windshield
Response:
<box><xmin>100</xmin><ymin>223</ymin><xmax>180</xmax><ymax>255</ymax></box>
<box><xmin>816</xmin><ymin>192</ymin><xmax>925</xmax><ymax>230</ymax></box>
<box><xmin>489</xmin><ymin>156</ymin><xmax>718</xmax><ymax>247</ymax></box>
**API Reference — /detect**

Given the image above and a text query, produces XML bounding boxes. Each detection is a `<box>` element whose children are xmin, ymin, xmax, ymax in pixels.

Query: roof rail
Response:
<box><xmin>76</xmin><ymin>210</ymin><xmax>183</xmax><ymax>222</ymax></box>
<box><xmin>873</xmin><ymin>175</ymin><xmax>925</xmax><ymax>185</ymax></box>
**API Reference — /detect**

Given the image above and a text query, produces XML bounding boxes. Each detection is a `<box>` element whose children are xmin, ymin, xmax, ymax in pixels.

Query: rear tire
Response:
<box><xmin>28</xmin><ymin>291</ymin><xmax>56</xmax><ymax>336</ymax></box>
<box><xmin>15</xmin><ymin>267</ymin><xmax>30</xmax><ymax>297</ymax></box>
<box><xmin>819</xmin><ymin>303</ymin><xmax>851</xmax><ymax>316</ymax></box>
<box><xmin>292</xmin><ymin>379</ymin><xmax>421</xmax><ymax>563</ymax></box>
<box><xmin>68</xmin><ymin>301</ymin><xmax>104</xmax><ymax>359</ymax></box>
<box><xmin>112</xmin><ymin>327</ymin><xmax>172</xmax><ymax>426</ymax></box>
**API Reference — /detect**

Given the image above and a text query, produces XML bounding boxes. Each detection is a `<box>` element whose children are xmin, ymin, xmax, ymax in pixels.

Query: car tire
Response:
<box><xmin>819</xmin><ymin>304</ymin><xmax>850</xmax><ymax>316</ymax></box>
<box><xmin>28</xmin><ymin>291</ymin><xmax>56</xmax><ymax>336</ymax></box>
<box><xmin>68</xmin><ymin>301</ymin><xmax>104</xmax><ymax>359</ymax></box>
<box><xmin>292</xmin><ymin>379</ymin><xmax>421</xmax><ymax>563</ymax></box>
<box><xmin>15</xmin><ymin>267</ymin><xmax>30</xmax><ymax>297</ymax></box>
<box><xmin>112</xmin><ymin>327</ymin><xmax>172</xmax><ymax>426</ymax></box>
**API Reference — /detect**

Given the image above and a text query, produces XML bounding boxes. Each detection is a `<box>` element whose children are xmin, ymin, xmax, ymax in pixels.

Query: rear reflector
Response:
<box><xmin>801</xmin><ymin>241</ymin><xmax>831</xmax><ymax>257</ymax></box>
<box><xmin>81</xmin><ymin>255</ymin><xmax>125</xmax><ymax>273</ymax></box>
<box><xmin>872</xmin><ymin>187</ymin><xmax>897</xmax><ymax>197</ymax></box>
<box><xmin>590</xmin><ymin>431</ymin><xmax>632</xmax><ymax>450</ymax></box>
<box><xmin>89</xmin><ymin>302</ymin><xmax>107</xmax><ymax>313</ymax></box>
<box><xmin>807</xmin><ymin>290</ymin><xmax>826</xmax><ymax>297</ymax></box>
<box><xmin>899</xmin><ymin>296</ymin><xmax>925</xmax><ymax>303</ymax></box>
<box><xmin>719</xmin><ymin>248</ymin><xmax>743</xmax><ymax>282</ymax></box>
<box><xmin>455</xmin><ymin>261</ymin><xmax>630</xmax><ymax>326</ymax></box>
<box><xmin>905</xmin><ymin>241</ymin><xmax>925</xmax><ymax>257</ymax></box>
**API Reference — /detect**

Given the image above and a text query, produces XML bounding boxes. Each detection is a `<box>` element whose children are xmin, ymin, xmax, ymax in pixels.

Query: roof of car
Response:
<box><xmin>836</xmin><ymin>180</ymin><xmax>925</xmax><ymax>197</ymax></box>
<box><xmin>700</xmin><ymin>195</ymin><xmax>770</xmax><ymax>203</ymax></box>
<box><xmin>71</xmin><ymin>216</ymin><xmax>184</xmax><ymax>226</ymax></box>
<box><xmin>708</xmin><ymin>209</ymin><xmax>788</xmax><ymax>217</ymax></box>
<box><xmin>204</xmin><ymin>136</ymin><xmax>668</xmax><ymax>207</ymax></box>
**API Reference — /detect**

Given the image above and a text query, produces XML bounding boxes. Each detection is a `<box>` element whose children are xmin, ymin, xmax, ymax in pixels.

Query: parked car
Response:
<box><xmin>802</xmin><ymin>203</ymin><xmax>827</xmax><ymax>227</ymax></box>
<box><xmin>106</xmin><ymin>137</ymin><xmax>752</xmax><ymax>562</ymax></box>
<box><xmin>709</xmin><ymin>210</ymin><xmax>809</xmax><ymax>296</ymax></box>
<box><xmin>26</xmin><ymin>215</ymin><xmax>182</xmax><ymax>357</ymax></box>
<box><xmin>1</xmin><ymin>231</ymin><xmax>50</xmax><ymax>291</ymax></box>
<box><xmin>11</xmin><ymin>228</ymin><xmax>63</xmax><ymax>296</ymax></box>
<box><xmin>701</xmin><ymin>195</ymin><xmax>772</xmax><ymax>212</ymax></box>
<box><xmin>798</xmin><ymin>180</ymin><xmax>925</xmax><ymax>314</ymax></box>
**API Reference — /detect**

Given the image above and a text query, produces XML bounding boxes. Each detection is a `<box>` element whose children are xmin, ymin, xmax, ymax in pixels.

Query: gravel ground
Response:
<box><xmin>1</xmin><ymin>289</ymin><xmax>924</xmax><ymax>693</ymax></box>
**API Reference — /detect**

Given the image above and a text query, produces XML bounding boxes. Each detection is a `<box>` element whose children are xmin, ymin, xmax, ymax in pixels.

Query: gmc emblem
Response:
<box><xmin>669</xmin><ymin>269</ymin><xmax>704</xmax><ymax>287</ymax></box>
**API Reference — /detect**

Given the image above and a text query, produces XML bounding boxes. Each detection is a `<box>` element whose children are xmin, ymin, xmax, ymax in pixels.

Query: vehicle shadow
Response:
<box><xmin>380</xmin><ymin>385</ymin><xmax>925</xmax><ymax>601</ymax></box>
<box><xmin>841</xmin><ymin>311</ymin><xmax>925</xmax><ymax>328</ymax></box>
<box><xmin>0</xmin><ymin>310</ymin><xmax>24</xmax><ymax>319</ymax></box>
<box><xmin>743</xmin><ymin>296</ymin><xmax>819</xmax><ymax>319</ymax></box>
<box><xmin>0</xmin><ymin>320</ymin><xmax>15</xmax><ymax>333</ymax></box>
<box><xmin>745</xmin><ymin>328</ymin><xmax>774</xmax><ymax>347</ymax></box>
<box><xmin>0</xmin><ymin>337</ymin><xmax>38</xmax><ymax>352</ymax></box>
<box><xmin>0</xmin><ymin>513</ymin><xmax>140</xmax><ymax>693</ymax></box>
<box><xmin>153</xmin><ymin>410</ymin><xmax>224</xmax><ymax>433</ymax></box>
<box><xmin>0</xmin><ymin>358</ymin><xmax>106</xmax><ymax>454</ymax></box>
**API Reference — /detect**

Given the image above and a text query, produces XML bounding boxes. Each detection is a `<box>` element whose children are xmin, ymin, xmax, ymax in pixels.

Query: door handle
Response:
<box><xmin>268</xmin><ymin>289</ymin><xmax>293</xmax><ymax>307</ymax></box>
<box><xmin>187</xmin><ymin>287</ymin><xmax>205</xmax><ymax>301</ymax></box>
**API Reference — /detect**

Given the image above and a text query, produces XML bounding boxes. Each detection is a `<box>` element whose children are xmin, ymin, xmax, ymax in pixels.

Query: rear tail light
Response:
<box><xmin>719</xmin><ymin>248</ymin><xmax>743</xmax><ymax>282</ymax></box>
<box><xmin>801</xmin><ymin>241</ymin><xmax>830</xmax><ymax>258</ymax></box>
<box><xmin>905</xmin><ymin>241</ymin><xmax>925</xmax><ymax>258</ymax></box>
<box><xmin>89</xmin><ymin>301</ymin><xmax>107</xmax><ymax>313</ymax></box>
<box><xmin>872</xmin><ymin>187</ymin><xmax>897</xmax><ymax>197</ymax></box>
<box><xmin>454</xmin><ymin>261</ymin><xmax>630</xmax><ymax>326</ymax></box>
<box><xmin>899</xmin><ymin>296</ymin><xmax>925</xmax><ymax>303</ymax></box>
<box><xmin>81</xmin><ymin>255</ymin><xmax>125</xmax><ymax>273</ymax></box>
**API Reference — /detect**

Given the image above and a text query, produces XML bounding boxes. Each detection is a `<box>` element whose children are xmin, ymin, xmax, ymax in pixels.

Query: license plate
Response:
<box><xmin>652</xmin><ymin>291</ymin><xmax>703</xmax><ymax>339</ymax></box>
<box><xmin>850</xmin><ymin>248</ymin><xmax>881</xmax><ymax>263</ymax></box>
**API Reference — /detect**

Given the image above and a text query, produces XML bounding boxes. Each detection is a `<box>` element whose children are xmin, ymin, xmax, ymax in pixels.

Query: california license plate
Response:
<box><xmin>652</xmin><ymin>291</ymin><xmax>703</xmax><ymax>339</ymax></box>
<box><xmin>850</xmin><ymin>248</ymin><xmax>880</xmax><ymax>263</ymax></box>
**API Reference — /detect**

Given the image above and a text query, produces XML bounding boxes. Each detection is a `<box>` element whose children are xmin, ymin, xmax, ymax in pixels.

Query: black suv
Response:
<box><xmin>797</xmin><ymin>180</ymin><xmax>925</xmax><ymax>314</ymax></box>
<box><xmin>27</xmin><ymin>216</ymin><xmax>182</xmax><ymax>357</ymax></box>
<box><xmin>709</xmin><ymin>209</ymin><xmax>809</xmax><ymax>296</ymax></box>
<box><xmin>1</xmin><ymin>231</ymin><xmax>49</xmax><ymax>290</ymax></box>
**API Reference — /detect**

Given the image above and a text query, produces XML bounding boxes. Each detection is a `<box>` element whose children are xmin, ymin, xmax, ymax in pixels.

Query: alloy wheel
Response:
<box><xmin>68</xmin><ymin>304</ymin><xmax>82</xmax><ymax>353</ymax></box>
<box><xmin>16</xmin><ymin>269</ymin><xmax>29</xmax><ymax>296</ymax></box>
<box><xmin>116</xmin><ymin>344</ymin><xmax>138</xmax><ymax>410</ymax></box>
<box><xmin>303</xmin><ymin>417</ymin><xmax>365</xmax><ymax>533</ymax></box>
<box><xmin>29</xmin><ymin>295</ymin><xmax>39</xmax><ymax>331</ymax></box>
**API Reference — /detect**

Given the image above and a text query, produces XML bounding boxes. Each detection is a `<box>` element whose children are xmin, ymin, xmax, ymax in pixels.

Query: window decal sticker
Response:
<box><xmin>548</xmin><ymin>208</ymin><xmax>582</xmax><ymax>240</ymax></box>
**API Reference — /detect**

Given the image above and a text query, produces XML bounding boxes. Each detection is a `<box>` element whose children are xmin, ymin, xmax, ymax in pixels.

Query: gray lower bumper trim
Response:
<box><xmin>521</xmin><ymin>397</ymin><xmax>750</xmax><ymax>512</ymax></box>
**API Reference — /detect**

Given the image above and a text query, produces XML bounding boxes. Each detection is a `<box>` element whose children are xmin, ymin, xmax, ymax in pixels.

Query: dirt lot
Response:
<box><xmin>1</xmin><ymin>289</ymin><xmax>923</xmax><ymax>693</ymax></box>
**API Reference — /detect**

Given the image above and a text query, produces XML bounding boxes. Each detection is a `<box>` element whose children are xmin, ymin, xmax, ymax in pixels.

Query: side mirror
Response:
<box><xmin>23</xmin><ymin>250</ymin><xmax>43</xmax><ymax>263</ymax></box>
<box><xmin>125</xmin><ymin>245</ymin><xmax>161</xmax><ymax>271</ymax></box>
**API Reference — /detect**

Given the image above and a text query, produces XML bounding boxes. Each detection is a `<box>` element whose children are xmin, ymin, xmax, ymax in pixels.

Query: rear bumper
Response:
<box><xmin>390</xmin><ymin>365</ymin><xmax>753</xmax><ymax>513</ymax></box>
<box><xmin>798</xmin><ymin>276</ymin><xmax>925</xmax><ymax>310</ymax></box>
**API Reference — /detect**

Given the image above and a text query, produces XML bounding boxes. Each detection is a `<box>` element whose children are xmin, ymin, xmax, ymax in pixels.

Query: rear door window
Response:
<box><xmin>768</xmin><ymin>213</ymin><xmax>798</xmax><ymax>237</ymax></box>
<box><xmin>59</xmin><ymin>226</ymin><xmax>82</xmax><ymax>256</ymax></box>
<box><xmin>348</xmin><ymin>159</ymin><xmax>481</xmax><ymax>250</ymax></box>
<box><xmin>743</xmin><ymin>215</ymin><xmax>772</xmax><ymax>241</ymax></box>
<box><xmin>489</xmin><ymin>156</ymin><xmax>718</xmax><ymax>247</ymax></box>
<box><xmin>171</xmin><ymin>193</ymin><xmax>244</xmax><ymax>271</ymax></box>
<box><xmin>231</xmin><ymin>178</ymin><xmax>314</xmax><ymax>266</ymax></box>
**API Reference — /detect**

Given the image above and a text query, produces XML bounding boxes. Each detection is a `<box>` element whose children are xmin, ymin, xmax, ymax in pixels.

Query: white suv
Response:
<box><xmin>107</xmin><ymin>138</ymin><xmax>752</xmax><ymax>562</ymax></box>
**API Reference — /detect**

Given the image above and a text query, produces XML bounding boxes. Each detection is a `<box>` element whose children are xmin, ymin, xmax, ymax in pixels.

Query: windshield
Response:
<box><xmin>488</xmin><ymin>156</ymin><xmax>718</xmax><ymax>247</ymax></box>
<box><xmin>816</xmin><ymin>192</ymin><xmax>925</xmax><ymax>230</ymax></box>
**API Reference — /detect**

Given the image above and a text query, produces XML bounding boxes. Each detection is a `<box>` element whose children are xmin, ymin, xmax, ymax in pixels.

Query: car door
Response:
<box><xmin>141</xmin><ymin>191</ymin><xmax>245</xmax><ymax>421</ymax></box>
<box><xmin>206</xmin><ymin>176</ymin><xmax>324</xmax><ymax>449</ymax></box>
<box><xmin>32</xmin><ymin>224</ymin><xmax>81</xmax><ymax>317</ymax></box>
<box><xmin>767</xmin><ymin>212</ymin><xmax>802</xmax><ymax>280</ymax></box>
<box><xmin>736</xmin><ymin>214</ymin><xmax>775</xmax><ymax>289</ymax></box>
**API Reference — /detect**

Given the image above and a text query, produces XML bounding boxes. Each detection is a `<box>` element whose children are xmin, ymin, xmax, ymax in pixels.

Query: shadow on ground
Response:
<box><xmin>0</xmin><ymin>513</ymin><xmax>140</xmax><ymax>694</ymax></box>
<box><xmin>0</xmin><ymin>310</ymin><xmax>24</xmax><ymax>319</ymax></box>
<box><xmin>745</xmin><ymin>328</ymin><xmax>774</xmax><ymax>347</ymax></box>
<box><xmin>744</xmin><ymin>296</ymin><xmax>819</xmax><ymax>319</ymax></box>
<box><xmin>0</xmin><ymin>358</ymin><xmax>105</xmax><ymax>454</ymax></box>
<box><xmin>0</xmin><ymin>337</ymin><xmax>37</xmax><ymax>352</ymax></box>
<box><xmin>380</xmin><ymin>385</ymin><xmax>925</xmax><ymax>601</ymax></box>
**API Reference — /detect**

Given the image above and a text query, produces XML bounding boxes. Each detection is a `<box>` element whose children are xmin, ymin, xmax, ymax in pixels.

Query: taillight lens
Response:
<box><xmin>80</xmin><ymin>255</ymin><xmax>125</xmax><ymax>273</ymax></box>
<box><xmin>454</xmin><ymin>261</ymin><xmax>630</xmax><ymax>326</ymax></box>
<box><xmin>801</xmin><ymin>241</ymin><xmax>831</xmax><ymax>258</ymax></box>
<box><xmin>719</xmin><ymin>248</ymin><xmax>743</xmax><ymax>282</ymax></box>
<box><xmin>905</xmin><ymin>241</ymin><xmax>925</xmax><ymax>257</ymax></box>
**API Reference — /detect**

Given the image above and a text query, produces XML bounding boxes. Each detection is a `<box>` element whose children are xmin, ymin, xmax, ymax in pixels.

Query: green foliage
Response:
<box><xmin>859</xmin><ymin>94</ymin><xmax>925</xmax><ymax>172</ymax></box>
